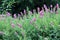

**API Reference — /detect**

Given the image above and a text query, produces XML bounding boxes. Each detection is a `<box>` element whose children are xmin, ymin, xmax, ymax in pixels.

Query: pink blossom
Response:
<box><xmin>20</xmin><ymin>12</ymin><xmax>23</xmax><ymax>16</ymax></box>
<box><xmin>39</xmin><ymin>10</ymin><xmax>44</xmax><ymax>18</ymax></box>
<box><xmin>42</xmin><ymin>7</ymin><xmax>44</xmax><ymax>11</ymax></box>
<box><xmin>14</xmin><ymin>14</ymin><xmax>16</xmax><ymax>18</ymax></box>
<box><xmin>29</xmin><ymin>11</ymin><xmax>32</xmax><ymax>15</ymax></box>
<box><xmin>50</xmin><ymin>5</ymin><xmax>53</xmax><ymax>8</ymax></box>
<box><xmin>37</xmin><ymin>7</ymin><xmax>40</xmax><ymax>12</ymax></box>
<box><xmin>56</xmin><ymin>3</ymin><xmax>59</xmax><ymax>8</ymax></box>
<box><xmin>39</xmin><ymin>10</ymin><xmax>43</xmax><ymax>13</ymax></box>
<box><xmin>44</xmin><ymin>4</ymin><xmax>47</xmax><ymax>8</ymax></box>
<box><xmin>18</xmin><ymin>14</ymin><xmax>20</xmax><ymax>17</ymax></box>
<box><xmin>11</xmin><ymin>23</ymin><xmax>15</xmax><ymax>28</ymax></box>
<box><xmin>17</xmin><ymin>23</ymin><xmax>22</xmax><ymax>28</ymax></box>
<box><xmin>30</xmin><ymin>17</ymin><xmax>36</xmax><ymax>24</ymax></box>
<box><xmin>6</xmin><ymin>12</ymin><xmax>11</xmax><ymax>16</ymax></box>
<box><xmin>44</xmin><ymin>4</ymin><xmax>48</xmax><ymax>12</ymax></box>
<box><xmin>24</xmin><ymin>9</ymin><xmax>26</xmax><ymax>14</ymax></box>
<box><xmin>32</xmin><ymin>18</ymin><xmax>36</xmax><ymax>21</ymax></box>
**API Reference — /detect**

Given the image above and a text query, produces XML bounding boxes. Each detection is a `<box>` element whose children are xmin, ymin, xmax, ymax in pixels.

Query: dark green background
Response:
<box><xmin>0</xmin><ymin>0</ymin><xmax>60</xmax><ymax>14</ymax></box>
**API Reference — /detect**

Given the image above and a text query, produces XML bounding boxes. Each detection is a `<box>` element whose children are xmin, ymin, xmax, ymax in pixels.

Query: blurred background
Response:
<box><xmin>0</xmin><ymin>0</ymin><xmax>60</xmax><ymax>15</ymax></box>
<box><xmin>0</xmin><ymin>0</ymin><xmax>60</xmax><ymax>40</ymax></box>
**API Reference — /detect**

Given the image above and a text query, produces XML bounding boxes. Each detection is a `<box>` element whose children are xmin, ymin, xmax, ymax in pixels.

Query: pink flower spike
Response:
<box><xmin>6</xmin><ymin>12</ymin><xmax>11</xmax><ymax>16</ymax></box>
<box><xmin>56</xmin><ymin>3</ymin><xmax>59</xmax><ymax>8</ymax></box>
<box><xmin>17</xmin><ymin>23</ymin><xmax>22</xmax><ymax>28</ymax></box>
<box><xmin>29</xmin><ymin>11</ymin><xmax>32</xmax><ymax>15</ymax></box>
<box><xmin>37</xmin><ymin>7</ymin><xmax>40</xmax><ymax>12</ymax></box>
<box><xmin>30</xmin><ymin>17</ymin><xmax>36</xmax><ymax>24</ymax></box>
<box><xmin>14</xmin><ymin>14</ymin><xmax>16</xmax><ymax>18</ymax></box>
<box><xmin>50</xmin><ymin>5</ymin><xmax>53</xmax><ymax>8</ymax></box>
<box><xmin>40</xmin><ymin>13</ymin><xmax>44</xmax><ymax>18</ymax></box>
<box><xmin>44</xmin><ymin>4</ymin><xmax>48</xmax><ymax>12</ymax></box>
<box><xmin>11</xmin><ymin>23</ymin><xmax>15</xmax><ymax>28</ymax></box>
<box><xmin>40</xmin><ymin>10</ymin><xmax>43</xmax><ymax>14</ymax></box>
<box><xmin>44</xmin><ymin>4</ymin><xmax>47</xmax><ymax>8</ymax></box>
<box><xmin>32</xmin><ymin>17</ymin><xmax>36</xmax><ymax>21</ymax></box>
<box><xmin>39</xmin><ymin>10</ymin><xmax>44</xmax><ymax>18</ymax></box>
<box><xmin>20</xmin><ymin>12</ymin><xmax>23</xmax><ymax>16</ymax></box>
<box><xmin>18</xmin><ymin>14</ymin><xmax>20</xmax><ymax>17</ymax></box>
<box><xmin>24</xmin><ymin>9</ymin><xmax>26</xmax><ymax>14</ymax></box>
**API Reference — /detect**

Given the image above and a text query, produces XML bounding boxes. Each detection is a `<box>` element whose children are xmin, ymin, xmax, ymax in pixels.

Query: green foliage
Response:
<box><xmin>57</xmin><ymin>0</ymin><xmax>60</xmax><ymax>5</ymax></box>
<box><xmin>0</xmin><ymin>0</ymin><xmax>15</xmax><ymax>14</ymax></box>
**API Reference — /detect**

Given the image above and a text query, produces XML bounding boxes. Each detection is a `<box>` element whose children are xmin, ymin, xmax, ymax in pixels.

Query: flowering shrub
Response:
<box><xmin>0</xmin><ymin>0</ymin><xmax>59</xmax><ymax>14</ymax></box>
<box><xmin>0</xmin><ymin>4</ymin><xmax>60</xmax><ymax>40</ymax></box>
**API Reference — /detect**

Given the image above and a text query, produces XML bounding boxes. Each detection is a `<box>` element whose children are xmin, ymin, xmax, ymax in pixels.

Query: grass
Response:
<box><xmin>0</xmin><ymin>9</ymin><xmax>60</xmax><ymax>40</ymax></box>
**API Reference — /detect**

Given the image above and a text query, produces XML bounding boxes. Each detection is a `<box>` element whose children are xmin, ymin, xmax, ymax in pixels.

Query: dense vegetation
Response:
<box><xmin>0</xmin><ymin>0</ymin><xmax>60</xmax><ymax>40</ymax></box>
<box><xmin>0</xmin><ymin>4</ymin><xmax>60</xmax><ymax>40</ymax></box>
